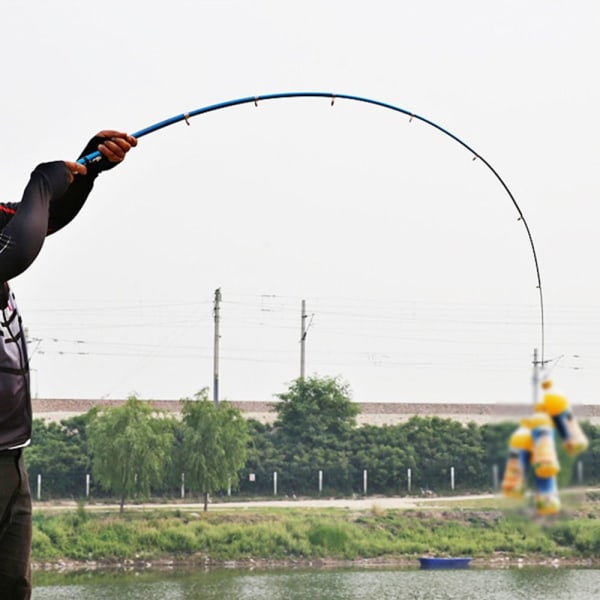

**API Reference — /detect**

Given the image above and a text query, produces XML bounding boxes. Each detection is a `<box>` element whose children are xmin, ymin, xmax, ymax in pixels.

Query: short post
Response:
<box><xmin>273</xmin><ymin>471</ymin><xmax>278</xmax><ymax>496</ymax></box>
<box><xmin>577</xmin><ymin>461</ymin><xmax>583</xmax><ymax>486</ymax></box>
<box><xmin>407</xmin><ymin>468</ymin><xmax>412</xmax><ymax>493</ymax></box>
<box><xmin>450</xmin><ymin>466</ymin><xmax>455</xmax><ymax>491</ymax></box>
<box><xmin>492</xmin><ymin>464</ymin><xmax>499</xmax><ymax>492</ymax></box>
<box><xmin>227</xmin><ymin>477</ymin><xmax>231</xmax><ymax>497</ymax></box>
<box><xmin>86</xmin><ymin>473</ymin><xmax>91</xmax><ymax>498</ymax></box>
<box><xmin>363</xmin><ymin>469</ymin><xmax>368</xmax><ymax>495</ymax></box>
<box><xmin>318</xmin><ymin>470</ymin><xmax>323</xmax><ymax>494</ymax></box>
<box><xmin>181</xmin><ymin>473</ymin><xmax>185</xmax><ymax>499</ymax></box>
<box><xmin>37</xmin><ymin>474</ymin><xmax>42</xmax><ymax>501</ymax></box>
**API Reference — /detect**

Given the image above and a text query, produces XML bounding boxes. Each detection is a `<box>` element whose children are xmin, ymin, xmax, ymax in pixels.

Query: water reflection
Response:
<box><xmin>33</xmin><ymin>567</ymin><xmax>600</xmax><ymax>600</ymax></box>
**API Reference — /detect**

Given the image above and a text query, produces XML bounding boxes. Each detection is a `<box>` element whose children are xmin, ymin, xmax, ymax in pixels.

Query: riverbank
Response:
<box><xmin>32</xmin><ymin>491</ymin><xmax>600</xmax><ymax>572</ymax></box>
<box><xmin>33</xmin><ymin>552</ymin><xmax>600</xmax><ymax>574</ymax></box>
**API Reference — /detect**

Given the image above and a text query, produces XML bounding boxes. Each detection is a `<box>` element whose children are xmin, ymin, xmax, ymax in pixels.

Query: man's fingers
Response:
<box><xmin>98</xmin><ymin>141</ymin><xmax>125</xmax><ymax>162</ymax></box>
<box><xmin>64</xmin><ymin>161</ymin><xmax>87</xmax><ymax>182</ymax></box>
<box><xmin>96</xmin><ymin>130</ymin><xmax>138</xmax><ymax>146</ymax></box>
<box><xmin>97</xmin><ymin>133</ymin><xmax>138</xmax><ymax>163</ymax></box>
<box><xmin>95</xmin><ymin>129</ymin><xmax>127</xmax><ymax>139</ymax></box>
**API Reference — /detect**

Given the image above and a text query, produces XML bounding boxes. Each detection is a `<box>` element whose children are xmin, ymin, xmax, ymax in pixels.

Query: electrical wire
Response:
<box><xmin>77</xmin><ymin>92</ymin><xmax>545</xmax><ymax>361</ymax></box>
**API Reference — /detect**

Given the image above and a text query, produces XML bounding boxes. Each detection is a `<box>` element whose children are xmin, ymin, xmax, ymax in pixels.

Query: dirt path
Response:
<box><xmin>34</xmin><ymin>493</ymin><xmax>498</xmax><ymax>512</ymax></box>
<box><xmin>210</xmin><ymin>494</ymin><xmax>497</xmax><ymax>510</ymax></box>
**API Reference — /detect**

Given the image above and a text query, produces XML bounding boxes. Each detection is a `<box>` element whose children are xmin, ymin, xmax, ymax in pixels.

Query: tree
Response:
<box><xmin>180</xmin><ymin>390</ymin><xmax>249</xmax><ymax>511</ymax></box>
<box><xmin>87</xmin><ymin>395</ymin><xmax>174</xmax><ymax>512</ymax></box>
<box><xmin>240</xmin><ymin>419</ymin><xmax>279</xmax><ymax>495</ymax></box>
<box><xmin>274</xmin><ymin>376</ymin><xmax>359</xmax><ymax>443</ymax></box>
<box><xmin>579</xmin><ymin>422</ymin><xmax>600</xmax><ymax>484</ymax></box>
<box><xmin>350</xmin><ymin>425</ymin><xmax>412</xmax><ymax>494</ymax></box>
<box><xmin>273</xmin><ymin>376</ymin><xmax>360</xmax><ymax>495</ymax></box>
<box><xmin>399</xmin><ymin>416</ymin><xmax>487</xmax><ymax>491</ymax></box>
<box><xmin>26</xmin><ymin>418</ymin><xmax>91</xmax><ymax>498</ymax></box>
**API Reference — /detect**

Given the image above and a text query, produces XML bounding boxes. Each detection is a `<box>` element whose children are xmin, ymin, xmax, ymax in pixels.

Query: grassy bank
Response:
<box><xmin>31</xmin><ymin>492</ymin><xmax>600</xmax><ymax>569</ymax></box>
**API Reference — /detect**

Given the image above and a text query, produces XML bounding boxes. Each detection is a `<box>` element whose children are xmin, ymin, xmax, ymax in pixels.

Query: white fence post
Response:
<box><xmin>273</xmin><ymin>471</ymin><xmax>278</xmax><ymax>496</ymax></box>
<box><xmin>318</xmin><ymin>470</ymin><xmax>323</xmax><ymax>494</ymax></box>
<box><xmin>450</xmin><ymin>466</ymin><xmax>455</xmax><ymax>491</ymax></box>
<box><xmin>407</xmin><ymin>468</ymin><xmax>412</xmax><ymax>493</ymax></box>
<box><xmin>363</xmin><ymin>469</ymin><xmax>368</xmax><ymax>495</ymax></box>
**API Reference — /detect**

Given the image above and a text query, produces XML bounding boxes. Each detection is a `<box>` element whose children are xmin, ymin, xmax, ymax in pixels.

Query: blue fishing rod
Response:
<box><xmin>78</xmin><ymin>91</ymin><xmax>545</xmax><ymax>362</ymax></box>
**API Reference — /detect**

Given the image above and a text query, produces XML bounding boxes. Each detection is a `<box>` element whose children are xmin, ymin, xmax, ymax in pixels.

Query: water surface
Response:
<box><xmin>33</xmin><ymin>566</ymin><xmax>600</xmax><ymax>599</ymax></box>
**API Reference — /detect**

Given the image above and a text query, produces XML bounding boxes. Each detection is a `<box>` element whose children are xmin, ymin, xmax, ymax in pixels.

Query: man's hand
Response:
<box><xmin>66</xmin><ymin>130</ymin><xmax>138</xmax><ymax>181</ymax></box>
<box><xmin>95</xmin><ymin>130</ymin><xmax>138</xmax><ymax>163</ymax></box>
<box><xmin>64</xmin><ymin>161</ymin><xmax>88</xmax><ymax>181</ymax></box>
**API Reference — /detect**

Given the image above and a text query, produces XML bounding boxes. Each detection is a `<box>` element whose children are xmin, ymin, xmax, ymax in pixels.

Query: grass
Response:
<box><xmin>31</xmin><ymin>491</ymin><xmax>600</xmax><ymax>566</ymax></box>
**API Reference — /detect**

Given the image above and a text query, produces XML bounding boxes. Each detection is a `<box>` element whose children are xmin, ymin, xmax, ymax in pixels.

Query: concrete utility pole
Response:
<box><xmin>213</xmin><ymin>288</ymin><xmax>222</xmax><ymax>406</ymax></box>
<box><xmin>300</xmin><ymin>299</ymin><xmax>307</xmax><ymax>379</ymax></box>
<box><xmin>532</xmin><ymin>348</ymin><xmax>538</xmax><ymax>406</ymax></box>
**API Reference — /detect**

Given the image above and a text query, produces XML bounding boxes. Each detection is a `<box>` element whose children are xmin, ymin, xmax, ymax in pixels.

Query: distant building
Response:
<box><xmin>31</xmin><ymin>398</ymin><xmax>600</xmax><ymax>426</ymax></box>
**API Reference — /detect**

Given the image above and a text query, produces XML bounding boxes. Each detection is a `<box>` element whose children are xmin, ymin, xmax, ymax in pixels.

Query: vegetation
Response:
<box><xmin>31</xmin><ymin>499</ymin><xmax>600</xmax><ymax>566</ymax></box>
<box><xmin>88</xmin><ymin>396</ymin><xmax>175</xmax><ymax>512</ymax></box>
<box><xmin>26</xmin><ymin>413</ymin><xmax>93</xmax><ymax>498</ymax></box>
<box><xmin>179</xmin><ymin>390</ymin><xmax>249</xmax><ymax>511</ymax></box>
<box><xmin>26</xmin><ymin>375</ymin><xmax>600</xmax><ymax>568</ymax></box>
<box><xmin>268</xmin><ymin>375</ymin><xmax>360</xmax><ymax>496</ymax></box>
<box><xmin>25</xmin><ymin>376</ymin><xmax>600</xmax><ymax>502</ymax></box>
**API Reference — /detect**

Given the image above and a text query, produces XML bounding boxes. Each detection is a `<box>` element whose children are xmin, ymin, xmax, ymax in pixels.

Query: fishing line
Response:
<box><xmin>78</xmin><ymin>91</ymin><xmax>545</xmax><ymax>362</ymax></box>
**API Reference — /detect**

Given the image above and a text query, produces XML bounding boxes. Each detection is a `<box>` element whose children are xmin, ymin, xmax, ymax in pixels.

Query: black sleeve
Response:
<box><xmin>46</xmin><ymin>135</ymin><xmax>116</xmax><ymax>235</ymax></box>
<box><xmin>0</xmin><ymin>162</ymin><xmax>70</xmax><ymax>282</ymax></box>
<box><xmin>0</xmin><ymin>135</ymin><xmax>122</xmax><ymax>281</ymax></box>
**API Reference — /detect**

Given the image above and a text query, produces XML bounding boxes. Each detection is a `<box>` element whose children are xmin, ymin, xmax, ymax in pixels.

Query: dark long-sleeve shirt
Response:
<box><xmin>0</xmin><ymin>139</ymin><xmax>105</xmax><ymax>449</ymax></box>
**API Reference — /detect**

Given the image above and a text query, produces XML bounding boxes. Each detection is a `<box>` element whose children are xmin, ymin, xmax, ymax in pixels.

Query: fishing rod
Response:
<box><xmin>78</xmin><ymin>91</ymin><xmax>545</xmax><ymax>361</ymax></box>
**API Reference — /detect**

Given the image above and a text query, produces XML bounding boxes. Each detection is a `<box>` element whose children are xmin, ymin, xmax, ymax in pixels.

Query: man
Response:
<box><xmin>0</xmin><ymin>130</ymin><xmax>137</xmax><ymax>597</ymax></box>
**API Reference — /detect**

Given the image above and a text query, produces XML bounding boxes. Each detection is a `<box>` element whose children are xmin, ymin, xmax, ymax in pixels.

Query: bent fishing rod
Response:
<box><xmin>78</xmin><ymin>91</ymin><xmax>545</xmax><ymax>362</ymax></box>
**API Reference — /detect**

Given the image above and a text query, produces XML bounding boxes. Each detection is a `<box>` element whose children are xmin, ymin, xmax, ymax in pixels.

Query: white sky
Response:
<box><xmin>1</xmin><ymin>0</ymin><xmax>598</xmax><ymax>406</ymax></box>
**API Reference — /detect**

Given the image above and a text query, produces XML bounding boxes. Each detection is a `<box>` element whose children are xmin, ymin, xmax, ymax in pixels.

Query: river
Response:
<box><xmin>32</xmin><ymin>566</ymin><xmax>600</xmax><ymax>599</ymax></box>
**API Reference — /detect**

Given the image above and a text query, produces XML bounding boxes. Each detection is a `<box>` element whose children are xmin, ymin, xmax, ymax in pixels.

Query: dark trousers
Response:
<box><xmin>0</xmin><ymin>449</ymin><xmax>32</xmax><ymax>599</ymax></box>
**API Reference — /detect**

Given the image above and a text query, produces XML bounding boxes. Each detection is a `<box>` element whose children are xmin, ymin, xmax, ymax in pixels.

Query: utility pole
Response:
<box><xmin>300</xmin><ymin>299</ymin><xmax>307</xmax><ymax>379</ymax></box>
<box><xmin>532</xmin><ymin>348</ymin><xmax>539</xmax><ymax>407</ymax></box>
<box><xmin>213</xmin><ymin>288</ymin><xmax>222</xmax><ymax>406</ymax></box>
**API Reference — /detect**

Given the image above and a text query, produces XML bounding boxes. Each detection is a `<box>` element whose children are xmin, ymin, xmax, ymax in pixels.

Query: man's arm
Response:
<box><xmin>47</xmin><ymin>131</ymin><xmax>137</xmax><ymax>234</ymax></box>
<box><xmin>0</xmin><ymin>162</ymin><xmax>71</xmax><ymax>282</ymax></box>
<box><xmin>0</xmin><ymin>130</ymin><xmax>136</xmax><ymax>282</ymax></box>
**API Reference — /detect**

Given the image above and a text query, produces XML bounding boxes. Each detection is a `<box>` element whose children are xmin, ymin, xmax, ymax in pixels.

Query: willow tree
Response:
<box><xmin>88</xmin><ymin>395</ymin><xmax>174</xmax><ymax>512</ymax></box>
<box><xmin>180</xmin><ymin>390</ymin><xmax>249</xmax><ymax>511</ymax></box>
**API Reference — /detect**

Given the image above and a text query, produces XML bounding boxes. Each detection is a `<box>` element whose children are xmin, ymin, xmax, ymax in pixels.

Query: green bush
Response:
<box><xmin>307</xmin><ymin>523</ymin><xmax>350</xmax><ymax>555</ymax></box>
<box><xmin>31</xmin><ymin>527</ymin><xmax>59</xmax><ymax>561</ymax></box>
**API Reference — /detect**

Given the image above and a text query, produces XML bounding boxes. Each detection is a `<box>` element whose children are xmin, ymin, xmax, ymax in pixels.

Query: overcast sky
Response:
<box><xmin>1</xmin><ymin>1</ymin><xmax>598</xmax><ymax>407</ymax></box>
